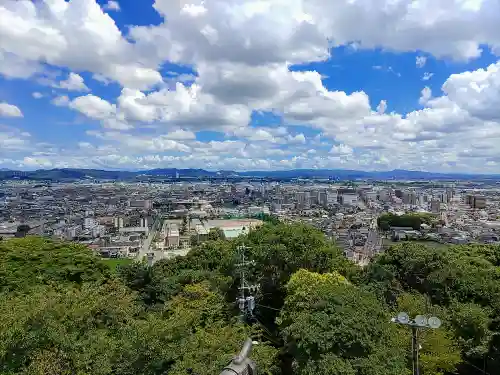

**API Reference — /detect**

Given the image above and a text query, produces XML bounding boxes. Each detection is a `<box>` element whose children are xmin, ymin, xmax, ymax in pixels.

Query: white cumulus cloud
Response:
<box><xmin>419</xmin><ymin>87</ymin><xmax>432</xmax><ymax>106</ymax></box>
<box><xmin>0</xmin><ymin>0</ymin><xmax>161</xmax><ymax>89</ymax></box>
<box><xmin>55</xmin><ymin>72</ymin><xmax>89</xmax><ymax>92</ymax></box>
<box><xmin>0</xmin><ymin>102</ymin><xmax>23</xmax><ymax>117</ymax></box>
<box><xmin>103</xmin><ymin>1</ymin><xmax>120</xmax><ymax>12</ymax></box>
<box><xmin>416</xmin><ymin>56</ymin><xmax>427</xmax><ymax>68</ymax></box>
<box><xmin>69</xmin><ymin>95</ymin><xmax>116</xmax><ymax>120</ymax></box>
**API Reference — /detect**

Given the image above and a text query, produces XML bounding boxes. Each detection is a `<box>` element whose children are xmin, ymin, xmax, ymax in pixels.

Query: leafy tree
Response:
<box><xmin>208</xmin><ymin>227</ymin><xmax>225</xmax><ymax>241</ymax></box>
<box><xmin>0</xmin><ymin>281</ymin><xmax>143</xmax><ymax>375</ymax></box>
<box><xmin>243</xmin><ymin>223</ymin><xmax>355</xmax><ymax>319</ymax></box>
<box><xmin>366</xmin><ymin>242</ymin><xmax>500</xmax><ymax>373</ymax></box>
<box><xmin>167</xmin><ymin>323</ymin><xmax>279</xmax><ymax>375</ymax></box>
<box><xmin>0</xmin><ymin>279</ymin><xmax>277</xmax><ymax>375</ymax></box>
<box><xmin>453</xmin><ymin>244</ymin><xmax>500</xmax><ymax>267</ymax></box>
<box><xmin>153</xmin><ymin>239</ymin><xmax>236</xmax><ymax>278</ymax></box>
<box><xmin>117</xmin><ymin>261</ymin><xmax>156</xmax><ymax>305</ymax></box>
<box><xmin>9</xmin><ymin>223</ymin><xmax>500</xmax><ymax>375</ymax></box>
<box><xmin>180</xmin><ymin>216</ymin><xmax>187</xmax><ymax>235</ymax></box>
<box><xmin>149</xmin><ymin>282</ymin><xmax>278</xmax><ymax>375</ymax></box>
<box><xmin>118</xmin><ymin>239</ymin><xmax>236</xmax><ymax>308</ymax></box>
<box><xmin>190</xmin><ymin>235</ymin><xmax>199</xmax><ymax>246</ymax></box>
<box><xmin>15</xmin><ymin>224</ymin><xmax>31</xmax><ymax>238</ymax></box>
<box><xmin>278</xmin><ymin>270</ymin><xmax>408</xmax><ymax>375</ymax></box>
<box><xmin>377</xmin><ymin>213</ymin><xmax>433</xmax><ymax>231</ymax></box>
<box><xmin>0</xmin><ymin>237</ymin><xmax>110</xmax><ymax>293</ymax></box>
<box><xmin>449</xmin><ymin>302</ymin><xmax>493</xmax><ymax>358</ymax></box>
<box><xmin>365</xmin><ymin>242</ymin><xmax>500</xmax><ymax>308</ymax></box>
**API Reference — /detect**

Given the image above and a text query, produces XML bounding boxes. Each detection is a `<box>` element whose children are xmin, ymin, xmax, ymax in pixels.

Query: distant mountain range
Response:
<box><xmin>0</xmin><ymin>168</ymin><xmax>498</xmax><ymax>181</ymax></box>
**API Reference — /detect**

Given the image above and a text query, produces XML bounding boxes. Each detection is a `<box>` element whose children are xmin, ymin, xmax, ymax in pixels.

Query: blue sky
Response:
<box><xmin>1</xmin><ymin>0</ymin><xmax>500</xmax><ymax>172</ymax></box>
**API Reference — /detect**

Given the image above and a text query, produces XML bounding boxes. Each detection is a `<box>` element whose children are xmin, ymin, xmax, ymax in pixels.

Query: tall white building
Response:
<box><xmin>114</xmin><ymin>217</ymin><xmax>124</xmax><ymax>228</ymax></box>
<box><xmin>91</xmin><ymin>225</ymin><xmax>106</xmax><ymax>238</ymax></box>
<box><xmin>378</xmin><ymin>189</ymin><xmax>391</xmax><ymax>202</ymax></box>
<box><xmin>65</xmin><ymin>225</ymin><xmax>82</xmax><ymax>240</ymax></box>
<box><xmin>403</xmin><ymin>191</ymin><xmax>417</xmax><ymax>205</ymax></box>
<box><xmin>319</xmin><ymin>191</ymin><xmax>328</xmax><ymax>207</ymax></box>
<box><xmin>342</xmin><ymin>193</ymin><xmax>358</xmax><ymax>206</ymax></box>
<box><xmin>310</xmin><ymin>191</ymin><xmax>319</xmax><ymax>205</ymax></box>
<box><xmin>84</xmin><ymin>218</ymin><xmax>98</xmax><ymax>230</ymax></box>
<box><xmin>431</xmin><ymin>199</ymin><xmax>441</xmax><ymax>213</ymax></box>
<box><xmin>166</xmin><ymin>224</ymin><xmax>180</xmax><ymax>248</ymax></box>
<box><xmin>296</xmin><ymin>192</ymin><xmax>310</xmax><ymax>209</ymax></box>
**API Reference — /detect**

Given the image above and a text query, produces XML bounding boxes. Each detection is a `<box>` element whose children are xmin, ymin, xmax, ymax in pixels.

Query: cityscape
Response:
<box><xmin>1</xmin><ymin>171</ymin><xmax>498</xmax><ymax>267</ymax></box>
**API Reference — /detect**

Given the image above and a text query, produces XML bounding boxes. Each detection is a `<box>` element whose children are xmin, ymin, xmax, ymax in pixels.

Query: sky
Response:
<box><xmin>1</xmin><ymin>0</ymin><xmax>500</xmax><ymax>172</ymax></box>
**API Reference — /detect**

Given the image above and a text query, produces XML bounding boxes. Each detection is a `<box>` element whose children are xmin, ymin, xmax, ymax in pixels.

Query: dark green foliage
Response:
<box><xmin>253</xmin><ymin>213</ymin><xmax>281</xmax><ymax>225</ymax></box>
<box><xmin>449</xmin><ymin>302</ymin><xmax>493</xmax><ymax>357</ymax></box>
<box><xmin>244</xmin><ymin>222</ymin><xmax>354</xmax><ymax>285</ymax></box>
<box><xmin>278</xmin><ymin>270</ymin><xmax>408</xmax><ymax>375</ymax></box>
<box><xmin>0</xmin><ymin>281</ymin><xmax>278</xmax><ymax>375</ymax></box>
<box><xmin>377</xmin><ymin>212</ymin><xmax>433</xmax><ymax>231</ymax></box>
<box><xmin>366</xmin><ymin>242</ymin><xmax>500</xmax><ymax>373</ymax></box>
<box><xmin>366</xmin><ymin>242</ymin><xmax>500</xmax><ymax>308</ymax></box>
<box><xmin>1</xmin><ymin>224</ymin><xmax>499</xmax><ymax>375</ymax></box>
<box><xmin>0</xmin><ymin>238</ymin><xmax>277</xmax><ymax>375</ymax></box>
<box><xmin>241</xmin><ymin>223</ymin><xmax>356</xmax><ymax>329</ymax></box>
<box><xmin>0</xmin><ymin>237</ymin><xmax>110</xmax><ymax>293</ymax></box>
<box><xmin>15</xmin><ymin>224</ymin><xmax>30</xmax><ymax>238</ymax></box>
<box><xmin>180</xmin><ymin>216</ymin><xmax>187</xmax><ymax>235</ymax></box>
<box><xmin>118</xmin><ymin>238</ymin><xmax>237</xmax><ymax>308</ymax></box>
<box><xmin>208</xmin><ymin>227</ymin><xmax>225</xmax><ymax>241</ymax></box>
<box><xmin>119</xmin><ymin>259</ymin><xmax>232</xmax><ymax>308</ymax></box>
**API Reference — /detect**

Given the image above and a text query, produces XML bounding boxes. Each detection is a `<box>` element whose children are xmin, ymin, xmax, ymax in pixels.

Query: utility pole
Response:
<box><xmin>411</xmin><ymin>326</ymin><xmax>419</xmax><ymax>375</ymax></box>
<box><xmin>235</xmin><ymin>244</ymin><xmax>259</xmax><ymax>322</ymax></box>
<box><xmin>392</xmin><ymin>312</ymin><xmax>442</xmax><ymax>375</ymax></box>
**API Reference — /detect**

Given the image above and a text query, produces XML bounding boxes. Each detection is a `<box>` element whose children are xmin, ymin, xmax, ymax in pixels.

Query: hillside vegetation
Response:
<box><xmin>0</xmin><ymin>225</ymin><xmax>498</xmax><ymax>374</ymax></box>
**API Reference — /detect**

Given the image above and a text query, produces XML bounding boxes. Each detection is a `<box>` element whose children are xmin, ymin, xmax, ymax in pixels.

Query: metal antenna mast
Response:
<box><xmin>235</xmin><ymin>244</ymin><xmax>258</xmax><ymax>322</ymax></box>
<box><xmin>391</xmin><ymin>312</ymin><xmax>442</xmax><ymax>375</ymax></box>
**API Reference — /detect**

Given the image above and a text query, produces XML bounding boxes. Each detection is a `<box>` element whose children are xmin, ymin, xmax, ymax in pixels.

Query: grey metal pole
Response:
<box><xmin>412</xmin><ymin>326</ymin><xmax>420</xmax><ymax>375</ymax></box>
<box><xmin>233</xmin><ymin>338</ymin><xmax>253</xmax><ymax>365</ymax></box>
<box><xmin>393</xmin><ymin>312</ymin><xmax>440</xmax><ymax>375</ymax></box>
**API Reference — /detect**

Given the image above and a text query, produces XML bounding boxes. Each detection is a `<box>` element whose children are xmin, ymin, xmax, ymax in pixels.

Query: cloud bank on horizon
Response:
<box><xmin>1</xmin><ymin>0</ymin><xmax>500</xmax><ymax>172</ymax></box>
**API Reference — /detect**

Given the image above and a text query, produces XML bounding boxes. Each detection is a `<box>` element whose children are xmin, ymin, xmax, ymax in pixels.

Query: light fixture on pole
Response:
<box><xmin>391</xmin><ymin>312</ymin><xmax>442</xmax><ymax>375</ymax></box>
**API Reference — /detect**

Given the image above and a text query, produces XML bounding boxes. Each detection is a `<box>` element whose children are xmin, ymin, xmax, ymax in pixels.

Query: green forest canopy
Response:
<box><xmin>0</xmin><ymin>225</ymin><xmax>499</xmax><ymax>375</ymax></box>
<box><xmin>377</xmin><ymin>212</ymin><xmax>434</xmax><ymax>231</ymax></box>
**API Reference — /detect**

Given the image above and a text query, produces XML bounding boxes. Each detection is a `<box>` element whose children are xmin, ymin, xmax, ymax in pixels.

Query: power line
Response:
<box><xmin>462</xmin><ymin>359</ymin><xmax>490</xmax><ymax>375</ymax></box>
<box><xmin>253</xmin><ymin>315</ymin><xmax>281</xmax><ymax>346</ymax></box>
<box><xmin>256</xmin><ymin>303</ymin><xmax>281</xmax><ymax>312</ymax></box>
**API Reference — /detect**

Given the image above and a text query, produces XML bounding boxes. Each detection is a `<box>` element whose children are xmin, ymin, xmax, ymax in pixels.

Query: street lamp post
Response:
<box><xmin>391</xmin><ymin>312</ymin><xmax>442</xmax><ymax>375</ymax></box>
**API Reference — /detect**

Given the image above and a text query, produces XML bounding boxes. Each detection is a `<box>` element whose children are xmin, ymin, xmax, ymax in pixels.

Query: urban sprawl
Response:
<box><xmin>0</xmin><ymin>178</ymin><xmax>496</xmax><ymax>266</ymax></box>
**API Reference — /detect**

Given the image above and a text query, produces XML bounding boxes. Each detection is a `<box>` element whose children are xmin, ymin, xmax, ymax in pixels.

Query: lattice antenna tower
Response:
<box><xmin>235</xmin><ymin>244</ymin><xmax>259</xmax><ymax>322</ymax></box>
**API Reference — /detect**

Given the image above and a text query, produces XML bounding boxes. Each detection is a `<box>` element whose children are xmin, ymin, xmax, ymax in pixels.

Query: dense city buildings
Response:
<box><xmin>1</xmin><ymin>177</ymin><xmax>500</xmax><ymax>265</ymax></box>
